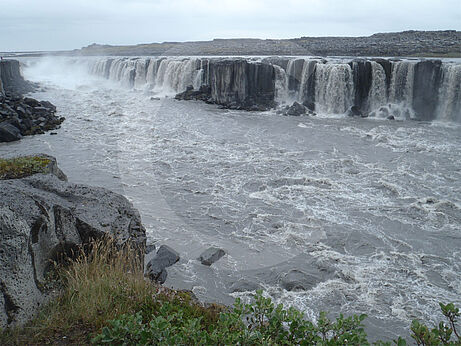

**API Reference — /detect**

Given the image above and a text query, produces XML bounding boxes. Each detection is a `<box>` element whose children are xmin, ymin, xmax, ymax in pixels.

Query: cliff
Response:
<box><xmin>0</xmin><ymin>60</ymin><xmax>65</xmax><ymax>142</ymax></box>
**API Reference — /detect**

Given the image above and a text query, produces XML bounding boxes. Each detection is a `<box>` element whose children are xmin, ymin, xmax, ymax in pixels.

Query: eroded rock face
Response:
<box><xmin>0</xmin><ymin>60</ymin><xmax>65</xmax><ymax>142</ymax></box>
<box><xmin>208</xmin><ymin>59</ymin><xmax>276</xmax><ymax>111</ymax></box>
<box><xmin>0</xmin><ymin>162</ymin><xmax>146</xmax><ymax>328</ymax></box>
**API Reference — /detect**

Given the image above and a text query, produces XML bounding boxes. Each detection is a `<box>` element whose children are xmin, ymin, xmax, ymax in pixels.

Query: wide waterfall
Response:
<box><xmin>86</xmin><ymin>56</ymin><xmax>461</xmax><ymax>122</ymax></box>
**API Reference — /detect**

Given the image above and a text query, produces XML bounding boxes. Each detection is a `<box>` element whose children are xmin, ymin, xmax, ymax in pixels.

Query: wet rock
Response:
<box><xmin>286</xmin><ymin>102</ymin><xmax>307</xmax><ymax>116</ymax></box>
<box><xmin>279</xmin><ymin>102</ymin><xmax>308</xmax><ymax>116</ymax></box>
<box><xmin>387</xmin><ymin>115</ymin><xmax>395</xmax><ymax>120</ymax></box>
<box><xmin>145</xmin><ymin>243</ymin><xmax>156</xmax><ymax>254</ymax></box>
<box><xmin>175</xmin><ymin>85</ymin><xmax>211</xmax><ymax>102</ymax></box>
<box><xmin>146</xmin><ymin>245</ymin><xmax>180</xmax><ymax>284</ymax></box>
<box><xmin>198</xmin><ymin>247</ymin><xmax>226</xmax><ymax>266</ymax></box>
<box><xmin>207</xmin><ymin>60</ymin><xmax>276</xmax><ymax>111</ymax></box>
<box><xmin>0</xmin><ymin>122</ymin><xmax>22</xmax><ymax>142</ymax></box>
<box><xmin>347</xmin><ymin>105</ymin><xmax>362</xmax><ymax>117</ymax></box>
<box><xmin>0</xmin><ymin>60</ymin><xmax>64</xmax><ymax>142</ymax></box>
<box><xmin>280</xmin><ymin>269</ymin><xmax>320</xmax><ymax>291</ymax></box>
<box><xmin>229</xmin><ymin>279</ymin><xmax>262</xmax><ymax>293</ymax></box>
<box><xmin>0</xmin><ymin>160</ymin><xmax>146</xmax><ymax>328</ymax></box>
<box><xmin>302</xmin><ymin>101</ymin><xmax>315</xmax><ymax>111</ymax></box>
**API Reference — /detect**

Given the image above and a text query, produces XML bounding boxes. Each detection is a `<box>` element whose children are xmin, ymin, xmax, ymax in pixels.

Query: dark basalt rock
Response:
<box><xmin>347</xmin><ymin>105</ymin><xmax>363</xmax><ymax>117</ymax></box>
<box><xmin>350</xmin><ymin>60</ymin><xmax>372</xmax><ymax>111</ymax></box>
<box><xmin>0</xmin><ymin>157</ymin><xmax>146</xmax><ymax>328</ymax></box>
<box><xmin>280</xmin><ymin>269</ymin><xmax>320</xmax><ymax>291</ymax></box>
<box><xmin>229</xmin><ymin>279</ymin><xmax>262</xmax><ymax>293</ymax></box>
<box><xmin>0</xmin><ymin>59</ymin><xmax>64</xmax><ymax>142</ymax></box>
<box><xmin>412</xmin><ymin>60</ymin><xmax>443</xmax><ymax>121</ymax></box>
<box><xmin>0</xmin><ymin>122</ymin><xmax>22</xmax><ymax>142</ymax></box>
<box><xmin>286</xmin><ymin>102</ymin><xmax>307</xmax><ymax>116</ymax></box>
<box><xmin>207</xmin><ymin>59</ymin><xmax>276</xmax><ymax>111</ymax></box>
<box><xmin>198</xmin><ymin>247</ymin><xmax>226</xmax><ymax>266</ymax></box>
<box><xmin>146</xmin><ymin>245</ymin><xmax>180</xmax><ymax>284</ymax></box>
<box><xmin>175</xmin><ymin>85</ymin><xmax>211</xmax><ymax>102</ymax></box>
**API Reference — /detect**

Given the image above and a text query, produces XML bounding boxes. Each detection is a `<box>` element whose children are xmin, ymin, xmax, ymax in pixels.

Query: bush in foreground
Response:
<box><xmin>1</xmin><ymin>238</ymin><xmax>459</xmax><ymax>345</ymax></box>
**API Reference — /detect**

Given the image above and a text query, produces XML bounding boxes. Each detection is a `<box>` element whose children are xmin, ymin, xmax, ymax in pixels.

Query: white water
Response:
<box><xmin>84</xmin><ymin>56</ymin><xmax>461</xmax><ymax>122</ymax></box>
<box><xmin>315</xmin><ymin>63</ymin><xmax>354</xmax><ymax>114</ymax></box>
<box><xmin>8</xmin><ymin>57</ymin><xmax>461</xmax><ymax>342</ymax></box>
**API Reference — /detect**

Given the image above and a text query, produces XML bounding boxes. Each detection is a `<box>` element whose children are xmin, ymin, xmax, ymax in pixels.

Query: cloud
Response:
<box><xmin>0</xmin><ymin>0</ymin><xmax>460</xmax><ymax>51</ymax></box>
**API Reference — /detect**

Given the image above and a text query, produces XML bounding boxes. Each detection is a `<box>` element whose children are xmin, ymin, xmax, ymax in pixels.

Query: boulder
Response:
<box><xmin>229</xmin><ymin>279</ymin><xmax>262</xmax><ymax>293</ymax></box>
<box><xmin>280</xmin><ymin>269</ymin><xmax>320</xmax><ymax>291</ymax></box>
<box><xmin>198</xmin><ymin>247</ymin><xmax>226</xmax><ymax>266</ymax></box>
<box><xmin>347</xmin><ymin>105</ymin><xmax>363</xmax><ymax>117</ymax></box>
<box><xmin>145</xmin><ymin>245</ymin><xmax>180</xmax><ymax>284</ymax></box>
<box><xmin>286</xmin><ymin>102</ymin><xmax>307</xmax><ymax>116</ymax></box>
<box><xmin>0</xmin><ymin>122</ymin><xmax>22</xmax><ymax>142</ymax></box>
<box><xmin>0</xmin><ymin>160</ymin><xmax>146</xmax><ymax>328</ymax></box>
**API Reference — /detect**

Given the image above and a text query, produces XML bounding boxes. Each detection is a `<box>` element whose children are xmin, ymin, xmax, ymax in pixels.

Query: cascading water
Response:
<box><xmin>11</xmin><ymin>56</ymin><xmax>461</xmax><ymax>341</ymax></box>
<box><xmin>367</xmin><ymin>62</ymin><xmax>388</xmax><ymax>112</ymax></box>
<box><xmin>315</xmin><ymin>63</ymin><xmax>354</xmax><ymax>114</ymax></box>
<box><xmin>85</xmin><ymin>56</ymin><xmax>461</xmax><ymax>122</ymax></box>
<box><xmin>436</xmin><ymin>63</ymin><xmax>461</xmax><ymax>122</ymax></box>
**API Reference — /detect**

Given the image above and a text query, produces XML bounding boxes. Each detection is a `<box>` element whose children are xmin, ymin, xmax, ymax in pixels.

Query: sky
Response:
<box><xmin>1</xmin><ymin>0</ymin><xmax>460</xmax><ymax>52</ymax></box>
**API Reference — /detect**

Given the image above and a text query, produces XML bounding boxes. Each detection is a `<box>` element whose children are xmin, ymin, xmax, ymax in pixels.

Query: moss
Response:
<box><xmin>0</xmin><ymin>156</ymin><xmax>50</xmax><ymax>180</ymax></box>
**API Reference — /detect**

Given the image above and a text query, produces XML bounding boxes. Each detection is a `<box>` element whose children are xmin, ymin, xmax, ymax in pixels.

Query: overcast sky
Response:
<box><xmin>1</xmin><ymin>0</ymin><xmax>460</xmax><ymax>51</ymax></box>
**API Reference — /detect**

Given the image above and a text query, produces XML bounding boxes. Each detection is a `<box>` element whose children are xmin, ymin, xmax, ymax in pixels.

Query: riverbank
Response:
<box><xmin>0</xmin><ymin>60</ymin><xmax>64</xmax><ymax>142</ymax></box>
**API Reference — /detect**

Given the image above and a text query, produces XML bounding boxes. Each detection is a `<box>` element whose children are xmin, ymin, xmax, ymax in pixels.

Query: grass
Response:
<box><xmin>0</xmin><ymin>155</ymin><xmax>51</xmax><ymax>180</ymax></box>
<box><xmin>0</xmin><ymin>238</ymin><xmax>223</xmax><ymax>345</ymax></box>
<box><xmin>1</xmin><ymin>238</ymin><xmax>459</xmax><ymax>345</ymax></box>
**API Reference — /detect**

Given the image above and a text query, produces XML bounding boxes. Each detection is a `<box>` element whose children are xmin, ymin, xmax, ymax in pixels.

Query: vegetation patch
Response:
<box><xmin>0</xmin><ymin>156</ymin><xmax>51</xmax><ymax>180</ymax></box>
<box><xmin>0</xmin><ymin>238</ymin><xmax>459</xmax><ymax>345</ymax></box>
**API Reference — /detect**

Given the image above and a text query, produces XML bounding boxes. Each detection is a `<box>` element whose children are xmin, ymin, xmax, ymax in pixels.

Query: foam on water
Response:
<box><xmin>3</xmin><ymin>57</ymin><xmax>460</xmax><ymax>341</ymax></box>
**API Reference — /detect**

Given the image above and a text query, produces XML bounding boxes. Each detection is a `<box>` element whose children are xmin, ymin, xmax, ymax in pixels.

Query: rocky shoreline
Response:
<box><xmin>0</xmin><ymin>60</ymin><xmax>65</xmax><ymax>143</ymax></box>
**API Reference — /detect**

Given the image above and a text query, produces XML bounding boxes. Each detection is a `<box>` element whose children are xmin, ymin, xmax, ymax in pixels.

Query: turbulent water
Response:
<box><xmin>2</xmin><ymin>57</ymin><xmax>461</xmax><ymax>341</ymax></box>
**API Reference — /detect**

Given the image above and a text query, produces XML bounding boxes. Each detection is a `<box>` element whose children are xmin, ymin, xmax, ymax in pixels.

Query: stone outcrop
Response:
<box><xmin>0</xmin><ymin>60</ymin><xmax>34</xmax><ymax>96</ymax></box>
<box><xmin>0</xmin><ymin>60</ymin><xmax>64</xmax><ymax>142</ymax></box>
<box><xmin>208</xmin><ymin>59</ymin><xmax>276</xmax><ymax>111</ymax></box>
<box><xmin>175</xmin><ymin>59</ymin><xmax>276</xmax><ymax>111</ymax></box>
<box><xmin>0</xmin><ymin>156</ymin><xmax>146</xmax><ymax>328</ymax></box>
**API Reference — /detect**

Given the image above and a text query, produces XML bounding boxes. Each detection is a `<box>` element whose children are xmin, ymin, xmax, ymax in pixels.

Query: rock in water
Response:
<box><xmin>146</xmin><ymin>245</ymin><xmax>180</xmax><ymax>284</ymax></box>
<box><xmin>198</xmin><ymin>247</ymin><xmax>226</xmax><ymax>266</ymax></box>
<box><xmin>286</xmin><ymin>102</ymin><xmax>307</xmax><ymax>116</ymax></box>
<box><xmin>280</xmin><ymin>269</ymin><xmax>320</xmax><ymax>291</ymax></box>
<box><xmin>0</xmin><ymin>158</ymin><xmax>146</xmax><ymax>328</ymax></box>
<box><xmin>229</xmin><ymin>279</ymin><xmax>262</xmax><ymax>293</ymax></box>
<box><xmin>347</xmin><ymin>105</ymin><xmax>363</xmax><ymax>117</ymax></box>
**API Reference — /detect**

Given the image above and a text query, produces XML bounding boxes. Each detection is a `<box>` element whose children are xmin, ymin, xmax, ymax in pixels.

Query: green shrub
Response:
<box><xmin>0</xmin><ymin>155</ymin><xmax>50</xmax><ymax>179</ymax></box>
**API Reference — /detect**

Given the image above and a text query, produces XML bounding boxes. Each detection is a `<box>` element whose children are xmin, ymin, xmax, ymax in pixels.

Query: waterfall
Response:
<box><xmin>368</xmin><ymin>61</ymin><xmax>388</xmax><ymax>111</ymax></box>
<box><xmin>436</xmin><ymin>64</ymin><xmax>461</xmax><ymax>122</ymax></box>
<box><xmin>84</xmin><ymin>56</ymin><xmax>461</xmax><ymax>122</ymax></box>
<box><xmin>274</xmin><ymin>65</ymin><xmax>289</xmax><ymax>104</ymax></box>
<box><xmin>133</xmin><ymin>59</ymin><xmax>149</xmax><ymax>89</ymax></box>
<box><xmin>298</xmin><ymin>59</ymin><xmax>318</xmax><ymax>106</ymax></box>
<box><xmin>389</xmin><ymin>61</ymin><xmax>416</xmax><ymax>106</ymax></box>
<box><xmin>315</xmin><ymin>63</ymin><xmax>354</xmax><ymax>114</ymax></box>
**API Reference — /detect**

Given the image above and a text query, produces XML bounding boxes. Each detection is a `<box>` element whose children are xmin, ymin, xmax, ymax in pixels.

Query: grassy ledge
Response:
<box><xmin>0</xmin><ymin>156</ymin><xmax>51</xmax><ymax>180</ymax></box>
<box><xmin>0</xmin><ymin>238</ymin><xmax>459</xmax><ymax>345</ymax></box>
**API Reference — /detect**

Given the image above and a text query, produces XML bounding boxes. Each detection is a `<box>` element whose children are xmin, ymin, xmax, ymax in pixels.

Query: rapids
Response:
<box><xmin>1</xmin><ymin>57</ymin><xmax>460</xmax><ymax>341</ymax></box>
